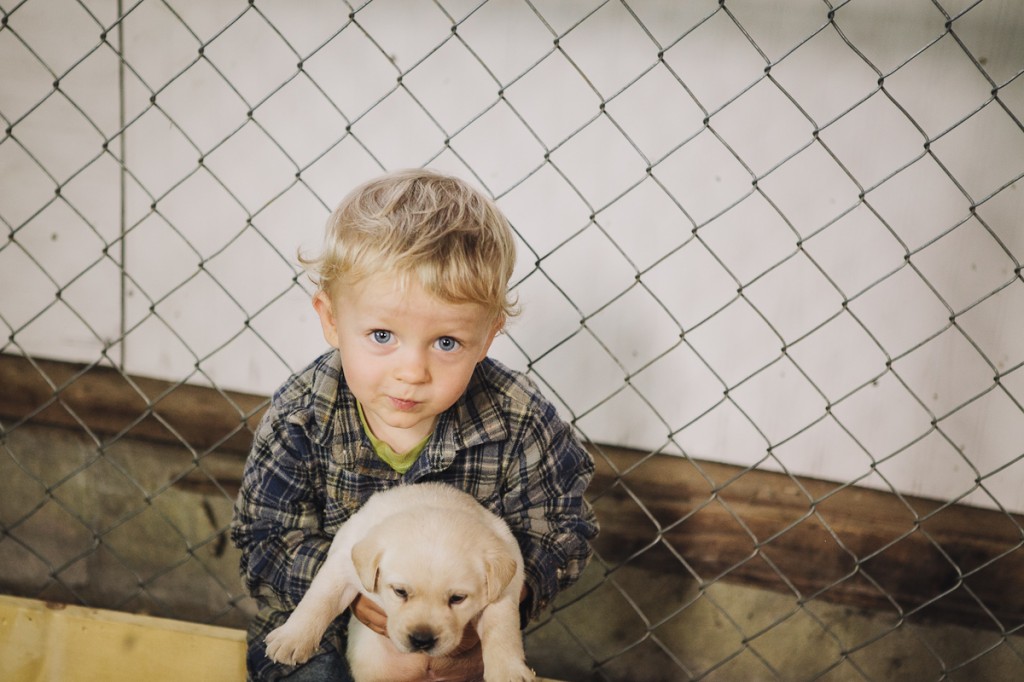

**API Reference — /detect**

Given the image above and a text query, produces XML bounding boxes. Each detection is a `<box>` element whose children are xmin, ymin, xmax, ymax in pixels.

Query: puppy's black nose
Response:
<box><xmin>408</xmin><ymin>630</ymin><xmax>437</xmax><ymax>651</ymax></box>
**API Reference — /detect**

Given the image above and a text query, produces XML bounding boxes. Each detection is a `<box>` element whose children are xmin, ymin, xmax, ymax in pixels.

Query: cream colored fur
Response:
<box><xmin>264</xmin><ymin>483</ymin><xmax>534</xmax><ymax>682</ymax></box>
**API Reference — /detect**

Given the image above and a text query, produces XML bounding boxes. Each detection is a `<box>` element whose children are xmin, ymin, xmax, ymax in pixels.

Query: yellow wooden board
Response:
<box><xmin>0</xmin><ymin>595</ymin><xmax>246</xmax><ymax>682</ymax></box>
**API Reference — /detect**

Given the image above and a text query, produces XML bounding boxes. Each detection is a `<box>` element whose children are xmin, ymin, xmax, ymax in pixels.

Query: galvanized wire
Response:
<box><xmin>2</xmin><ymin>0</ymin><xmax>1023</xmax><ymax>680</ymax></box>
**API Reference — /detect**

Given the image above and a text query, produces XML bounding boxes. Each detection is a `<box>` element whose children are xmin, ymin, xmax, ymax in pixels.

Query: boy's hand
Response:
<box><xmin>450</xmin><ymin>622</ymin><xmax>482</xmax><ymax>656</ymax></box>
<box><xmin>447</xmin><ymin>584</ymin><xmax>530</xmax><ymax>657</ymax></box>
<box><xmin>350</xmin><ymin>594</ymin><xmax>388</xmax><ymax>636</ymax></box>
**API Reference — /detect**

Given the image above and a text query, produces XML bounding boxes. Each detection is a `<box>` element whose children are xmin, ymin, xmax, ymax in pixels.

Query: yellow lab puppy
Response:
<box><xmin>265</xmin><ymin>483</ymin><xmax>534</xmax><ymax>682</ymax></box>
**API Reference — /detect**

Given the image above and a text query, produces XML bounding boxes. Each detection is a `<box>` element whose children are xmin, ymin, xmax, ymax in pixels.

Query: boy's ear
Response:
<box><xmin>312</xmin><ymin>291</ymin><xmax>340</xmax><ymax>349</ymax></box>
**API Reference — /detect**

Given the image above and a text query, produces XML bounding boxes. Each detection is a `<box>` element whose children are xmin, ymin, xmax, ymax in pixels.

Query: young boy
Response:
<box><xmin>231</xmin><ymin>169</ymin><xmax>599</xmax><ymax>681</ymax></box>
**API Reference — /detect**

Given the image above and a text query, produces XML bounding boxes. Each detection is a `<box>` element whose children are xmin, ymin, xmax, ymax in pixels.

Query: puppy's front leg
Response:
<box><xmin>265</xmin><ymin>555</ymin><xmax>360</xmax><ymax>666</ymax></box>
<box><xmin>476</xmin><ymin>596</ymin><xmax>535</xmax><ymax>682</ymax></box>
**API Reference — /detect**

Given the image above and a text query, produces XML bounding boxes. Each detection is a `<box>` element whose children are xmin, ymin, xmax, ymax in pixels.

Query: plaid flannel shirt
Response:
<box><xmin>230</xmin><ymin>349</ymin><xmax>598</xmax><ymax>681</ymax></box>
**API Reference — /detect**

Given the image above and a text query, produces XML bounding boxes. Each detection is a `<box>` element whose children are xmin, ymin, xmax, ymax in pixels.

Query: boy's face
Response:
<box><xmin>314</xmin><ymin>272</ymin><xmax>501</xmax><ymax>453</ymax></box>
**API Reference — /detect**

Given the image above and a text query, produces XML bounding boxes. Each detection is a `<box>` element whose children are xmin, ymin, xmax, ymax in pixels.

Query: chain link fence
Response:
<box><xmin>2</xmin><ymin>0</ymin><xmax>1023</xmax><ymax>680</ymax></box>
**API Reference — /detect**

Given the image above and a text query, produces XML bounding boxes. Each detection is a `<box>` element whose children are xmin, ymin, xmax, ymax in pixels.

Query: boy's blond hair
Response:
<box><xmin>302</xmin><ymin>169</ymin><xmax>518</xmax><ymax>323</ymax></box>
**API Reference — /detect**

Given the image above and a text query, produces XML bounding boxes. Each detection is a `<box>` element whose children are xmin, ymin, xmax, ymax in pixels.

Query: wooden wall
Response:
<box><xmin>2</xmin><ymin>353</ymin><xmax>1021</xmax><ymax>631</ymax></box>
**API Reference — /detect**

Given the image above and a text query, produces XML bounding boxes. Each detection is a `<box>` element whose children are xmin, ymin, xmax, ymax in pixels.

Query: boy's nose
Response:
<box><xmin>394</xmin><ymin>349</ymin><xmax>429</xmax><ymax>383</ymax></box>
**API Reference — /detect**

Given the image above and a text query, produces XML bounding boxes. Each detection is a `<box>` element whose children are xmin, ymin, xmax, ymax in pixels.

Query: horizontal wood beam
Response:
<box><xmin>3</xmin><ymin>352</ymin><xmax>1021</xmax><ymax>630</ymax></box>
<box><xmin>587</xmin><ymin>444</ymin><xmax>1024</xmax><ymax>631</ymax></box>
<box><xmin>0</xmin><ymin>353</ymin><xmax>265</xmax><ymax>457</ymax></box>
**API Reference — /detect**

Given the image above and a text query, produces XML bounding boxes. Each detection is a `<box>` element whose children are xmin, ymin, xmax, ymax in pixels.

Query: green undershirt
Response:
<box><xmin>356</xmin><ymin>401</ymin><xmax>431</xmax><ymax>474</ymax></box>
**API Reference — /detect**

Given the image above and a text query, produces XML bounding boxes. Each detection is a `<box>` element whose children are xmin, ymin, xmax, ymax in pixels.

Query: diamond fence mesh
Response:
<box><xmin>2</xmin><ymin>0</ymin><xmax>1024</xmax><ymax>680</ymax></box>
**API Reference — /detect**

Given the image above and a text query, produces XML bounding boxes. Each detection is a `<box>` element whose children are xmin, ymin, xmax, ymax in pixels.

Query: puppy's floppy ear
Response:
<box><xmin>351</xmin><ymin>536</ymin><xmax>383</xmax><ymax>593</ymax></box>
<box><xmin>483</xmin><ymin>548</ymin><xmax>518</xmax><ymax>603</ymax></box>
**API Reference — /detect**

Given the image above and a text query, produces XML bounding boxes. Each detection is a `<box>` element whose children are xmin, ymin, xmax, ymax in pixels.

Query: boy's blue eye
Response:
<box><xmin>435</xmin><ymin>336</ymin><xmax>460</xmax><ymax>352</ymax></box>
<box><xmin>372</xmin><ymin>330</ymin><xmax>392</xmax><ymax>345</ymax></box>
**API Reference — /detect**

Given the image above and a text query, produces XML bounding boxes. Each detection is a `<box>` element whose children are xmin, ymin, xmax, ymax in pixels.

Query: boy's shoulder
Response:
<box><xmin>455</xmin><ymin>357</ymin><xmax>575</xmax><ymax>451</ymax></box>
<box><xmin>471</xmin><ymin>356</ymin><xmax>553</xmax><ymax>416</ymax></box>
<box><xmin>267</xmin><ymin>349</ymin><xmax>345</xmax><ymax>429</ymax></box>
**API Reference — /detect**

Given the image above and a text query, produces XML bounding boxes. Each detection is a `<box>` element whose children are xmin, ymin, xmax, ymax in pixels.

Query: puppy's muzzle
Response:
<box><xmin>407</xmin><ymin>629</ymin><xmax>438</xmax><ymax>652</ymax></box>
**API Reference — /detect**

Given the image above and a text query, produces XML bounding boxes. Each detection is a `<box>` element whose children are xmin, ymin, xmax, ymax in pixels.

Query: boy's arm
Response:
<box><xmin>502</xmin><ymin>397</ymin><xmax>599</xmax><ymax>623</ymax></box>
<box><xmin>231</xmin><ymin>406</ymin><xmax>332</xmax><ymax>611</ymax></box>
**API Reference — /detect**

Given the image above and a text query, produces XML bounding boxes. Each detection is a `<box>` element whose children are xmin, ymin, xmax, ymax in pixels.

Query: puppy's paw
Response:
<box><xmin>265</xmin><ymin>622</ymin><xmax>319</xmax><ymax>666</ymax></box>
<box><xmin>483</xmin><ymin>660</ymin><xmax>535</xmax><ymax>682</ymax></box>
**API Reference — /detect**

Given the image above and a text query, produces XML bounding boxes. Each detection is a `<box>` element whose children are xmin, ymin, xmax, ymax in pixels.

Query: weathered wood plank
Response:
<box><xmin>0</xmin><ymin>594</ymin><xmax>247</xmax><ymax>681</ymax></box>
<box><xmin>587</xmin><ymin>444</ymin><xmax>1024</xmax><ymax>630</ymax></box>
<box><xmin>0</xmin><ymin>353</ymin><xmax>265</xmax><ymax>455</ymax></box>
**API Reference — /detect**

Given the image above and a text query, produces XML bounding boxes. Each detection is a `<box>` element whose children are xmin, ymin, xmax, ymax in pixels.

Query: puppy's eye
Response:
<box><xmin>393</xmin><ymin>587</ymin><xmax>408</xmax><ymax>600</ymax></box>
<box><xmin>448</xmin><ymin>594</ymin><xmax>467</xmax><ymax>606</ymax></box>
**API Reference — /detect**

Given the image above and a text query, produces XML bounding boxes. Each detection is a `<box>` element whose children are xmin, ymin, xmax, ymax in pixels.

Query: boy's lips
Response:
<box><xmin>389</xmin><ymin>396</ymin><xmax>420</xmax><ymax>411</ymax></box>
